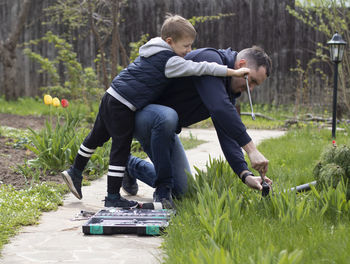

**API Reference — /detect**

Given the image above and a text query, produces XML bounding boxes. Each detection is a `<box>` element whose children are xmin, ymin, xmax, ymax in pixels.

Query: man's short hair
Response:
<box><xmin>161</xmin><ymin>14</ymin><xmax>196</xmax><ymax>42</ymax></box>
<box><xmin>237</xmin><ymin>46</ymin><xmax>272</xmax><ymax>77</ymax></box>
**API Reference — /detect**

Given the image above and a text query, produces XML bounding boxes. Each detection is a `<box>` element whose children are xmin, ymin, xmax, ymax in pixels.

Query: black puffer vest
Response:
<box><xmin>110</xmin><ymin>50</ymin><xmax>176</xmax><ymax>110</ymax></box>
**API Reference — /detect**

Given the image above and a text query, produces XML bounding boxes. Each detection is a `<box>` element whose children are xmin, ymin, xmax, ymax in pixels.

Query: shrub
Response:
<box><xmin>314</xmin><ymin>144</ymin><xmax>350</xmax><ymax>198</ymax></box>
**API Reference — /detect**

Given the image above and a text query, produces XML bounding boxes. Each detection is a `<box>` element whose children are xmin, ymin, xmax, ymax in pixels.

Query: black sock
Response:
<box><xmin>107</xmin><ymin>176</ymin><xmax>123</xmax><ymax>196</ymax></box>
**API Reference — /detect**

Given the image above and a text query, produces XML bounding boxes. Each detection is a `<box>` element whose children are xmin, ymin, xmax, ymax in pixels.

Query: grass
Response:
<box><xmin>162</xmin><ymin>126</ymin><xmax>350</xmax><ymax>264</ymax></box>
<box><xmin>0</xmin><ymin>183</ymin><xmax>67</xmax><ymax>252</ymax></box>
<box><xmin>0</xmin><ymin>96</ymin><xmax>99</xmax><ymax>121</ymax></box>
<box><xmin>0</xmin><ymin>97</ymin><xmax>48</xmax><ymax>116</ymax></box>
<box><xmin>180</xmin><ymin>133</ymin><xmax>206</xmax><ymax>150</ymax></box>
<box><xmin>190</xmin><ymin>103</ymin><xmax>346</xmax><ymax>130</ymax></box>
<box><xmin>189</xmin><ymin>103</ymin><xmax>289</xmax><ymax>130</ymax></box>
<box><xmin>257</xmin><ymin>125</ymin><xmax>350</xmax><ymax>187</ymax></box>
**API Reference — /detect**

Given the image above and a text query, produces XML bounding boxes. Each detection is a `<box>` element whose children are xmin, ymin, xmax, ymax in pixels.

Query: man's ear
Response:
<box><xmin>238</xmin><ymin>59</ymin><xmax>247</xmax><ymax>68</ymax></box>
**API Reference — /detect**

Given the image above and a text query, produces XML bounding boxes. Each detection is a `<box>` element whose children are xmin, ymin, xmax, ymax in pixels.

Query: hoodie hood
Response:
<box><xmin>217</xmin><ymin>48</ymin><xmax>236</xmax><ymax>69</ymax></box>
<box><xmin>139</xmin><ymin>37</ymin><xmax>174</xmax><ymax>58</ymax></box>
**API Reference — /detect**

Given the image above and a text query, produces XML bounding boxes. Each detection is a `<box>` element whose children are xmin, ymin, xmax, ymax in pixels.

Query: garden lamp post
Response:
<box><xmin>327</xmin><ymin>32</ymin><xmax>347</xmax><ymax>139</ymax></box>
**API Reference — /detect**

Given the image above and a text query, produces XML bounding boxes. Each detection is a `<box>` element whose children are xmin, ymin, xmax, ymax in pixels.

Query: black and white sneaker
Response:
<box><xmin>104</xmin><ymin>195</ymin><xmax>138</xmax><ymax>208</ymax></box>
<box><xmin>122</xmin><ymin>169</ymin><xmax>138</xmax><ymax>196</ymax></box>
<box><xmin>61</xmin><ymin>167</ymin><xmax>83</xmax><ymax>200</ymax></box>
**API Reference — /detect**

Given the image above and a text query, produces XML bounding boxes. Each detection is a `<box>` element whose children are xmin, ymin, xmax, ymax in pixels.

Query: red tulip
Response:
<box><xmin>61</xmin><ymin>99</ymin><xmax>69</xmax><ymax>108</ymax></box>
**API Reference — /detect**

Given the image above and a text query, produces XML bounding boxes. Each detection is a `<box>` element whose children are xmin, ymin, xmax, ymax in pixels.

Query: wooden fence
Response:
<box><xmin>0</xmin><ymin>0</ymin><xmax>332</xmax><ymax>106</ymax></box>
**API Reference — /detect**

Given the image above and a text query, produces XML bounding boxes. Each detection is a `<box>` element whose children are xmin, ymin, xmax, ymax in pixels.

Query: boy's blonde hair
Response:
<box><xmin>161</xmin><ymin>14</ymin><xmax>196</xmax><ymax>42</ymax></box>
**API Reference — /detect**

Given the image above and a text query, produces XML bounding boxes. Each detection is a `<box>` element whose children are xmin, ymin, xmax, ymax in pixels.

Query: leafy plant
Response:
<box><xmin>188</xmin><ymin>13</ymin><xmax>235</xmax><ymax>26</ymax></box>
<box><xmin>129</xmin><ymin>34</ymin><xmax>149</xmax><ymax>63</ymax></box>
<box><xmin>24</xmin><ymin>98</ymin><xmax>81</xmax><ymax>173</ymax></box>
<box><xmin>25</xmin><ymin>117</ymin><xmax>80</xmax><ymax>173</ymax></box>
<box><xmin>313</xmin><ymin>144</ymin><xmax>350</xmax><ymax>197</ymax></box>
<box><xmin>23</xmin><ymin>31</ymin><xmax>104</xmax><ymax>112</ymax></box>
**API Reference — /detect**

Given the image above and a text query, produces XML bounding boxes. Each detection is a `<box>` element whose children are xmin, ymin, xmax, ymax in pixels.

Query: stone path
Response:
<box><xmin>0</xmin><ymin>128</ymin><xmax>285</xmax><ymax>264</ymax></box>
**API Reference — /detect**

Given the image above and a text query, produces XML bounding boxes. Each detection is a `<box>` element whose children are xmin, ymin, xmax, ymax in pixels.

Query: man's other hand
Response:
<box><xmin>242</xmin><ymin>141</ymin><xmax>269</xmax><ymax>177</ymax></box>
<box><xmin>248</xmin><ymin>149</ymin><xmax>269</xmax><ymax>177</ymax></box>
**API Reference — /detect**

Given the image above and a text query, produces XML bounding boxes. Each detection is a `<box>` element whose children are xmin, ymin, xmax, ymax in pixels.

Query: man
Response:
<box><xmin>122</xmin><ymin>46</ymin><xmax>272</xmax><ymax>206</ymax></box>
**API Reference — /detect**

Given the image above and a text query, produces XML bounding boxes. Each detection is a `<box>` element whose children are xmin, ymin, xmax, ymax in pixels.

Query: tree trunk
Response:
<box><xmin>0</xmin><ymin>0</ymin><xmax>32</xmax><ymax>100</ymax></box>
<box><xmin>88</xmin><ymin>0</ymin><xmax>109</xmax><ymax>90</ymax></box>
<box><xmin>111</xmin><ymin>0</ymin><xmax>129</xmax><ymax>78</ymax></box>
<box><xmin>111</xmin><ymin>0</ymin><xmax>119</xmax><ymax>78</ymax></box>
<box><xmin>1</xmin><ymin>44</ymin><xmax>18</xmax><ymax>100</ymax></box>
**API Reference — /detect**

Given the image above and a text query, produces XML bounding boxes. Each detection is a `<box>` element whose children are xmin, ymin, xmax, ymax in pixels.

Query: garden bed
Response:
<box><xmin>0</xmin><ymin>113</ymin><xmax>64</xmax><ymax>189</ymax></box>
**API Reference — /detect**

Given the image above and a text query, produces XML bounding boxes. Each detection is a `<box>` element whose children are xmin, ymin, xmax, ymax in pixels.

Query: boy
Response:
<box><xmin>61</xmin><ymin>14</ymin><xmax>250</xmax><ymax>208</ymax></box>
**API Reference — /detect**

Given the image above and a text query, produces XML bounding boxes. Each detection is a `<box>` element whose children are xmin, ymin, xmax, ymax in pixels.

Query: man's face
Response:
<box><xmin>166</xmin><ymin>36</ymin><xmax>194</xmax><ymax>57</ymax></box>
<box><xmin>231</xmin><ymin>60</ymin><xmax>267</xmax><ymax>94</ymax></box>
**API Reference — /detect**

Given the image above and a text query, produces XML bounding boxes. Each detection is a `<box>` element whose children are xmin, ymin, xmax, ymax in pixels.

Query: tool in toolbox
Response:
<box><xmin>82</xmin><ymin>206</ymin><xmax>175</xmax><ymax>236</ymax></box>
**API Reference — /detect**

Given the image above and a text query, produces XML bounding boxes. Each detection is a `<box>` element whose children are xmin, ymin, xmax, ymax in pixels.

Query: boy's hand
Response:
<box><xmin>227</xmin><ymin>67</ymin><xmax>250</xmax><ymax>77</ymax></box>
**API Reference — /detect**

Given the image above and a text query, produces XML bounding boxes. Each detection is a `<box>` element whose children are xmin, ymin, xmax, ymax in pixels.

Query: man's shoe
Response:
<box><xmin>122</xmin><ymin>169</ymin><xmax>138</xmax><ymax>196</ymax></box>
<box><xmin>61</xmin><ymin>168</ymin><xmax>82</xmax><ymax>200</ymax></box>
<box><xmin>104</xmin><ymin>195</ymin><xmax>138</xmax><ymax>208</ymax></box>
<box><xmin>153</xmin><ymin>186</ymin><xmax>174</xmax><ymax>209</ymax></box>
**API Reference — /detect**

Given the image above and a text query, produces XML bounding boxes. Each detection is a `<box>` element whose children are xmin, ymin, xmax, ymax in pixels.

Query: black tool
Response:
<box><xmin>261</xmin><ymin>181</ymin><xmax>270</xmax><ymax>197</ymax></box>
<box><xmin>244</xmin><ymin>75</ymin><xmax>256</xmax><ymax>120</ymax></box>
<box><xmin>262</xmin><ymin>180</ymin><xmax>317</xmax><ymax>197</ymax></box>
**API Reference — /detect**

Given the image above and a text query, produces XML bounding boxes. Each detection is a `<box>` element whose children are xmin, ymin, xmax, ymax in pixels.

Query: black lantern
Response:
<box><xmin>327</xmin><ymin>32</ymin><xmax>347</xmax><ymax>63</ymax></box>
<box><xmin>327</xmin><ymin>32</ymin><xmax>347</xmax><ymax>138</ymax></box>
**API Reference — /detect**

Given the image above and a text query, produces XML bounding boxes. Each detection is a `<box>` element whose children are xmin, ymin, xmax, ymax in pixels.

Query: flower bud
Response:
<box><xmin>44</xmin><ymin>94</ymin><xmax>53</xmax><ymax>105</ymax></box>
<box><xmin>52</xmin><ymin>97</ymin><xmax>60</xmax><ymax>107</ymax></box>
<box><xmin>61</xmin><ymin>99</ymin><xmax>69</xmax><ymax>108</ymax></box>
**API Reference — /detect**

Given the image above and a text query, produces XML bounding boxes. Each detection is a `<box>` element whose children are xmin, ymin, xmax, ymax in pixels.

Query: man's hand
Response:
<box><xmin>245</xmin><ymin>175</ymin><xmax>272</xmax><ymax>190</ymax></box>
<box><xmin>242</xmin><ymin>141</ymin><xmax>269</xmax><ymax>177</ymax></box>
<box><xmin>247</xmin><ymin>149</ymin><xmax>269</xmax><ymax>177</ymax></box>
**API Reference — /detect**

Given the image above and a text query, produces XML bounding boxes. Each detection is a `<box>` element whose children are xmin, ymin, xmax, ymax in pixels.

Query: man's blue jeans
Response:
<box><xmin>127</xmin><ymin>104</ymin><xmax>191</xmax><ymax>197</ymax></box>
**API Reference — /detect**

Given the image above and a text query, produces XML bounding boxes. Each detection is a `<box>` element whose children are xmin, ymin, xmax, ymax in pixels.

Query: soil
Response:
<box><xmin>0</xmin><ymin>113</ymin><xmax>64</xmax><ymax>189</ymax></box>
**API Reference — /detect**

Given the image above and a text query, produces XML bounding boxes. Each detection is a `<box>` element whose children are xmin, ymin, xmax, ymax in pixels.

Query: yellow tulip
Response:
<box><xmin>52</xmin><ymin>97</ymin><xmax>60</xmax><ymax>107</ymax></box>
<box><xmin>44</xmin><ymin>94</ymin><xmax>52</xmax><ymax>105</ymax></box>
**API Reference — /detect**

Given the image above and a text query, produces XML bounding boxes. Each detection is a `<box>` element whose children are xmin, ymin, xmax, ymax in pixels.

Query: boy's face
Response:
<box><xmin>166</xmin><ymin>36</ymin><xmax>194</xmax><ymax>57</ymax></box>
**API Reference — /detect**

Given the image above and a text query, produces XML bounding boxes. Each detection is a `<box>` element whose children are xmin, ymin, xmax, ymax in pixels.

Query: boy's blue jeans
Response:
<box><xmin>127</xmin><ymin>104</ymin><xmax>191</xmax><ymax>197</ymax></box>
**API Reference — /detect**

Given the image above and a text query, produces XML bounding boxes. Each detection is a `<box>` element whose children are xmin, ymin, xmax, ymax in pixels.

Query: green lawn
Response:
<box><xmin>162</xmin><ymin>126</ymin><xmax>350</xmax><ymax>264</ymax></box>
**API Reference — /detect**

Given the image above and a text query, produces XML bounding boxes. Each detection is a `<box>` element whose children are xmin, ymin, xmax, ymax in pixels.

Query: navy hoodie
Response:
<box><xmin>155</xmin><ymin>48</ymin><xmax>252</xmax><ymax>176</ymax></box>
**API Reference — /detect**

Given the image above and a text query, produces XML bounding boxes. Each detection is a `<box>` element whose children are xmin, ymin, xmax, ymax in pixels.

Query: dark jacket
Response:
<box><xmin>155</xmin><ymin>48</ymin><xmax>252</xmax><ymax>176</ymax></box>
<box><xmin>110</xmin><ymin>50</ymin><xmax>175</xmax><ymax>110</ymax></box>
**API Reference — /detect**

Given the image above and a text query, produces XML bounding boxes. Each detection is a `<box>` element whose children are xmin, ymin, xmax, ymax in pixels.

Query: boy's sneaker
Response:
<box><xmin>104</xmin><ymin>195</ymin><xmax>138</xmax><ymax>208</ymax></box>
<box><xmin>61</xmin><ymin>168</ymin><xmax>83</xmax><ymax>200</ymax></box>
<box><xmin>122</xmin><ymin>169</ymin><xmax>138</xmax><ymax>196</ymax></box>
<box><xmin>153</xmin><ymin>186</ymin><xmax>174</xmax><ymax>209</ymax></box>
